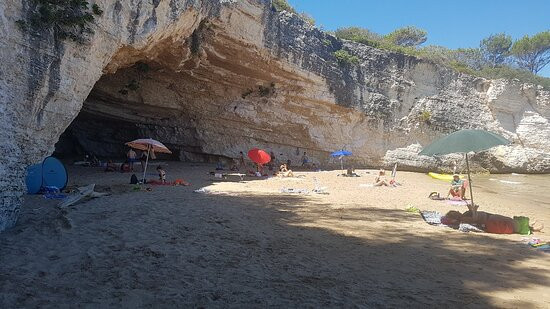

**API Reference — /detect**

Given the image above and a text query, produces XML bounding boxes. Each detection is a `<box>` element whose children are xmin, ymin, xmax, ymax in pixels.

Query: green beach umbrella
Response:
<box><xmin>419</xmin><ymin>129</ymin><xmax>510</xmax><ymax>209</ymax></box>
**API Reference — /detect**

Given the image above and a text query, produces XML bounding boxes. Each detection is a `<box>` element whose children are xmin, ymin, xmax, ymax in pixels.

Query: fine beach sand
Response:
<box><xmin>1</xmin><ymin>162</ymin><xmax>549</xmax><ymax>308</ymax></box>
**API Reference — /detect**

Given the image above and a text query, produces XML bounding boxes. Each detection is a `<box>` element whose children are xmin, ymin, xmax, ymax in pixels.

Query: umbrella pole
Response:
<box><xmin>465</xmin><ymin>153</ymin><xmax>475</xmax><ymax>212</ymax></box>
<box><xmin>142</xmin><ymin>144</ymin><xmax>151</xmax><ymax>183</ymax></box>
<box><xmin>340</xmin><ymin>157</ymin><xmax>343</xmax><ymax>172</ymax></box>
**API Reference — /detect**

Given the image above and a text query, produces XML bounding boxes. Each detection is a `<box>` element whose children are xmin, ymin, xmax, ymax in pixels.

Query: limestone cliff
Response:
<box><xmin>1</xmin><ymin>0</ymin><xmax>549</xmax><ymax>230</ymax></box>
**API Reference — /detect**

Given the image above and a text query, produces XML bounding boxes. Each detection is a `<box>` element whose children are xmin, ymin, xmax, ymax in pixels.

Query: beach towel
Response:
<box><xmin>280</xmin><ymin>188</ymin><xmax>309</xmax><ymax>194</ymax></box>
<box><xmin>526</xmin><ymin>239</ymin><xmax>550</xmax><ymax>253</ymax></box>
<box><xmin>420</xmin><ymin>211</ymin><xmax>442</xmax><ymax>225</ymax></box>
<box><xmin>458</xmin><ymin>223</ymin><xmax>484</xmax><ymax>233</ymax></box>
<box><xmin>193</xmin><ymin>187</ymin><xmax>211</xmax><ymax>193</ymax></box>
<box><xmin>446</xmin><ymin>199</ymin><xmax>469</xmax><ymax>206</ymax></box>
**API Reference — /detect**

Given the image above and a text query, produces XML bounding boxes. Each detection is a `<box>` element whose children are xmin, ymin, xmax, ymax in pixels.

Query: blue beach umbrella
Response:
<box><xmin>330</xmin><ymin>150</ymin><xmax>352</xmax><ymax>171</ymax></box>
<box><xmin>330</xmin><ymin>150</ymin><xmax>352</xmax><ymax>157</ymax></box>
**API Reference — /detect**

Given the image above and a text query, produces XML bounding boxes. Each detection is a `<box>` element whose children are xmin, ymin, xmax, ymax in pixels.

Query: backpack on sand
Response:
<box><xmin>130</xmin><ymin>174</ymin><xmax>139</xmax><ymax>184</ymax></box>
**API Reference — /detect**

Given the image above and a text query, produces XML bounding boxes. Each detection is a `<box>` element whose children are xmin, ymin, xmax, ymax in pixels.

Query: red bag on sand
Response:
<box><xmin>174</xmin><ymin>179</ymin><xmax>190</xmax><ymax>186</ymax></box>
<box><xmin>485</xmin><ymin>218</ymin><xmax>514</xmax><ymax>234</ymax></box>
<box><xmin>148</xmin><ymin>179</ymin><xmax>190</xmax><ymax>186</ymax></box>
<box><xmin>148</xmin><ymin>180</ymin><xmax>170</xmax><ymax>185</ymax></box>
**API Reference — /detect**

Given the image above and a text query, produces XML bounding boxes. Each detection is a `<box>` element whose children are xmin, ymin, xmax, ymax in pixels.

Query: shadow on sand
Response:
<box><xmin>0</xmin><ymin>170</ymin><xmax>548</xmax><ymax>308</ymax></box>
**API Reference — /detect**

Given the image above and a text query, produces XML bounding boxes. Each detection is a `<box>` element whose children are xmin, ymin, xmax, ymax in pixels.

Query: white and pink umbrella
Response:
<box><xmin>125</xmin><ymin>138</ymin><xmax>172</xmax><ymax>183</ymax></box>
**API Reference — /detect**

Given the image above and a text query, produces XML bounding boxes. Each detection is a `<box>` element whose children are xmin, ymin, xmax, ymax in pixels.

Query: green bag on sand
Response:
<box><xmin>405</xmin><ymin>205</ymin><xmax>420</xmax><ymax>213</ymax></box>
<box><xmin>514</xmin><ymin>216</ymin><xmax>530</xmax><ymax>235</ymax></box>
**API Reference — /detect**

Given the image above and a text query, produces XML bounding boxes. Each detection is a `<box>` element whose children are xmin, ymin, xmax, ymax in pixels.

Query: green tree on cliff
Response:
<box><xmin>480</xmin><ymin>33</ymin><xmax>512</xmax><ymax>67</ymax></box>
<box><xmin>334</xmin><ymin>26</ymin><xmax>381</xmax><ymax>46</ymax></box>
<box><xmin>384</xmin><ymin>26</ymin><xmax>427</xmax><ymax>47</ymax></box>
<box><xmin>453</xmin><ymin>48</ymin><xmax>485</xmax><ymax>70</ymax></box>
<box><xmin>272</xmin><ymin>0</ymin><xmax>296</xmax><ymax>13</ymax></box>
<box><xmin>510</xmin><ymin>31</ymin><xmax>550</xmax><ymax>74</ymax></box>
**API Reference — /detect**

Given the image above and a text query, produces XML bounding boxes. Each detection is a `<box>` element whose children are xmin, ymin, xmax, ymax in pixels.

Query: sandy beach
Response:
<box><xmin>1</xmin><ymin>162</ymin><xmax>549</xmax><ymax>308</ymax></box>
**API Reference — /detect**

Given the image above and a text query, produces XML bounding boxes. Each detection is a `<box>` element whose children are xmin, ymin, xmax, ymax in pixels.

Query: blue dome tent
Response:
<box><xmin>25</xmin><ymin>156</ymin><xmax>68</xmax><ymax>194</ymax></box>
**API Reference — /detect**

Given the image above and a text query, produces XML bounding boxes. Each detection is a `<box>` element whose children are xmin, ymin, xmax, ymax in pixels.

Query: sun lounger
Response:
<box><xmin>209</xmin><ymin>172</ymin><xmax>245</xmax><ymax>180</ymax></box>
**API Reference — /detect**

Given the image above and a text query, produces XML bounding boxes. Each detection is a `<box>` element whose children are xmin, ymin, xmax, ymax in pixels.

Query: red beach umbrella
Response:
<box><xmin>248</xmin><ymin>148</ymin><xmax>271</xmax><ymax>165</ymax></box>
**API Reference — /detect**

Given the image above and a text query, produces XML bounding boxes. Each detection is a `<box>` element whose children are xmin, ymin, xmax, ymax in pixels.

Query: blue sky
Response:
<box><xmin>288</xmin><ymin>0</ymin><xmax>550</xmax><ymax>77</ymax></box>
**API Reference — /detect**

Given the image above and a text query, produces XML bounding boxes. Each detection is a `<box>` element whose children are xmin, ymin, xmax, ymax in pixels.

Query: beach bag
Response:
<box><xmin>514</xmin><ymin>216</ymin><xmax>531</xmax><ymax>235</ymax></box>
<box><xmin>130</xmin><ymin>174</ymin><xmax>138</xmax><ymax>184</ymax></box>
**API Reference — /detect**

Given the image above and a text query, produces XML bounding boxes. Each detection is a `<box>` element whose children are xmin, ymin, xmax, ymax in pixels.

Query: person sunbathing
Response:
<box><xmin>104</xmin><ymin>160</ymin><xmax>117</xmax><ymax>172</ymax></box>
<box><xmin>447</xmin><ymin>174</ymin><xmax>466</xmax><ymax>199</ymax></box>
<box><xmin>442</xmin><ymin>208</ymin><xmax>543</xmax><ymax>235</ymax></box>
<box><xmin>374</xmin><ymin>169</ymin><xmax>389</xmax><ymax>186</ymax></box>
<box><xmin>278</xmin><ymin>164</ymin><xmax>294</xmax><ymax>177</ymax></box>
<box><xmin>345</xmin><ymin>167</ymin><xmax>361</xmax><ymax>177</ymax></box>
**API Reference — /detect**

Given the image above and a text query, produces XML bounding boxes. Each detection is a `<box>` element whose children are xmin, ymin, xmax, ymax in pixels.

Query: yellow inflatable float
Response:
<box><xmin>427</xmin><ymin>172</ymin><xmax>464</xmax><ymax>181</ymax></box>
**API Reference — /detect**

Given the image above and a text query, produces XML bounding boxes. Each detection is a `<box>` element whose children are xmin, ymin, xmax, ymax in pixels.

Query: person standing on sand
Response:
<box><xmin>157</xmin><ymin>165</ymin><xmax>167</xmax><ymax>183</ymax></box>
<box><xmin>268</xmin><ymin>151</ymin><xmax>276</xmax><ymax>170</ymax></box>
<box><xmin>238</xmin><ymin>151</ymin><xmax>246</xmax><ymax>170</ymax></box>
<box><xmin>127</xmin><ymin>148</ymin><xmax>137</xmax><ymax>171</ymax></box>
<box><xmin>140</xmin><ymin>149</ymin><xmax>155</xmax><ymax>172</ymax></box>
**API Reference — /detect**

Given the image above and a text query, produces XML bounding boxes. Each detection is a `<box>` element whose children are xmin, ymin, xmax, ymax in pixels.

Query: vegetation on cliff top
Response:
<box><xmin>333</xmin><ymin>50</ymin><xmax>359</xmax><ymax>65</ymax></box>
<box><xmin>16</xmin><ymin>0</ymin><xmax>103</xmax><ymax>43</ymax></box>
<box><xmin>333</xmin><ymin>26</ymin><xmax>550</xmax><ymax>89</ymax></box>
<box><xmin>273</xmin><ymin>1</ymin><xmax>550</xmax><ymax>89</ymax></box>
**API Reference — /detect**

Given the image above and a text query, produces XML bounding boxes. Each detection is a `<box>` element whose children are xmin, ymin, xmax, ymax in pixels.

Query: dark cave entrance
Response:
<box><xmin>53</xmin><ymin>60</ymin><xmax>225</xmax><ymax>164</ymax></box>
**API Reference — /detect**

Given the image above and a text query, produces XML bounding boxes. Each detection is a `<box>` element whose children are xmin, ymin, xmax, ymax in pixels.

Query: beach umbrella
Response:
<box><xmin>248</xmin><ymin>148</ymin><xmax>271</xmax><ymax>165</ymax></box>
<box><xmin>419</xmin><ymin>129</ymin><xmax>510</xmax><ymax>209</ymax></box>
<box><xmin>126</xmin><ymin>138</ymin><xmax>172</xmax><ymax>183</ymax></box>
<box><xmin>330</xmin><ymin>150</ymin><xmax>352</xmax><ymax>171</ymax></box>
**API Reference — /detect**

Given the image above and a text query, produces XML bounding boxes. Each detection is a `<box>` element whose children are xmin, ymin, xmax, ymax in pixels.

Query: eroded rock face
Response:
<box><xmin>1</xmin><ymin>0</ymin><xmax>549</xmax><ymax>230</ymax></box>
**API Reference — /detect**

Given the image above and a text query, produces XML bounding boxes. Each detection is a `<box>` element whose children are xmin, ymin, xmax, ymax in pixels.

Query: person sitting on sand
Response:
<box><xmin>278</xmin><ymin>163</ymin><xmax>294</xmax><ymax>177</ymax></box>
<box><xmin>255</xmin><ymin>163</ymin><xmax>266</xmax><ymax>177</ymax></box>
<box><xmin>448</xmin><ymin>174</ymin><xmax>465</xmax><ymax>199</ymax></box>
<box><xmin>230</xmin><ymin>159</ymin><xmax>239</xmax><ymax>171</ymax></box>
<box><xmin>346</xmin><ymin>167</ymin><xmax>360</xmax><ymax>177</ymax></box>
<box><xmin>301</xmin><ymin>152</ymin><xmax>309</xmax><ymax>167</ymax></box>
<box><xmin>140</xmin><ymin>151</ymin><xmax>151</xmax><ymax>172</ymax></box>
<box><xmin>120</xmin><ymin>162</ymin><xmax>131</xmax><ymax>173</ymax></box>
<box><xmin>442</xmin><ymin>208</ymin><xmax>543</xmax><ymax>235</ymax></box>
<box><xmin>312</xmin><ymin>163</ymin><xmax>321</xmax><ymax>172</ymax></box>
<box><xmin>157</xmin><ymin>165</ymin><xmax>166</xmax><ymax>183</ymax></box>
<box><xmin>105</xmin><ymin>160</ymin><xmax>117</xmax><ymax>172</ymax></box>
<box><xmin>374</xmin><ymin>169</ymin><xmax>389</xmax><ymax>186</ymax></box>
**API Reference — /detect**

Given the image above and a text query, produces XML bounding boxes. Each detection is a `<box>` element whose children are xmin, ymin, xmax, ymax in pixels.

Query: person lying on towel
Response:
<box><xmin>442</xmin><ymin>209</ymin><xmax>543</xmax><ymax>235</ymax></box>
